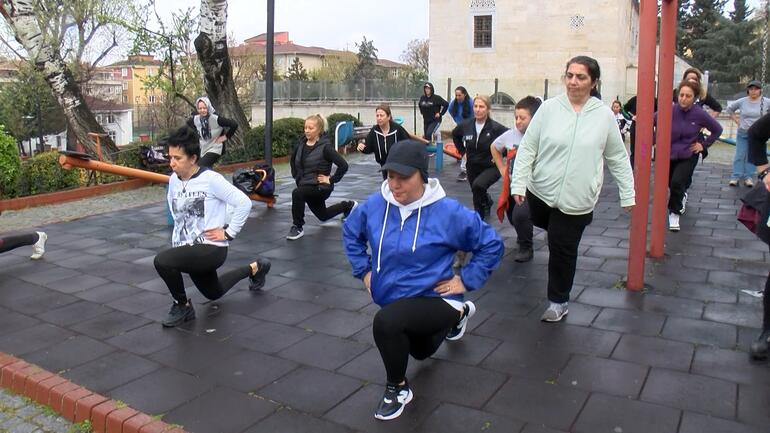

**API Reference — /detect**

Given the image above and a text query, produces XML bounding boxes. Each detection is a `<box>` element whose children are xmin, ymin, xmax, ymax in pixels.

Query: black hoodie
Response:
<box><xmin>362</xmin><ymin>120</ymin><xmax>410</xmax><ymax>166</ymax></box>
<box><xmin>419</xmin><ymin>82</ymin><xmax>449</xmax><ymax>121</ymax></box>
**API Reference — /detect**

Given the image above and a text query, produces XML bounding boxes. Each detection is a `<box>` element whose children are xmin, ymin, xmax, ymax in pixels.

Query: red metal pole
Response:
<box><xmin>626</xmin><ymin>0</ymin><xmax>658</xmax><ymax>291</ymax></box>
<box><xmin>650</xmin><ymin>0</ymin><xmax>678</xmax><ymax>257</ymax></box>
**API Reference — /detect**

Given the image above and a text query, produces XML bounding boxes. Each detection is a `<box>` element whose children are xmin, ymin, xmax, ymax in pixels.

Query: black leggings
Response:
<box><xmin>373</xmin><ymin>297</ymin><xmax>460</xmax><ymax>384</ymax></box>
<box><xmin>291</xmin><ymin>185</ymin><xmax>348</xmax><ymax>228</ymax></box>
<box><xmin>527</xmin><ymin>190</ymin><xmax>593</xmax><ymax>304</ymax></box>
<box><xmin>0</xmin><ymin>233</ymin><xmax>39</xmax><ymax>254</ymax></box>
<box><xmin>423</xmin><ymin>119</ymin><xmax>441</xmax><ymax>140</ymax></box>
<box><xmin>466</xmin><ymin>163</ymin><xmax>501</xmax><ymax>216</ymax></box>
<box><xmin>154</xmin><ymin>244</ymin><xmax>251</xmax><ymax>304</ymax></box>
<box><xmin>198</xmin><ymin>152</ymin><xmax>221</xmax><ymax>168</ymax></box>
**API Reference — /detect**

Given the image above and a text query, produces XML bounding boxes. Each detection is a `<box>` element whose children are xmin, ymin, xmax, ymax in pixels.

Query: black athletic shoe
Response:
<box><xmin>249</xmin><ymin>258</ymin><xmax>272</xmax><ymax>291</ymax></box>
<box><xmin>446</xmin><ymin>301</ymin><xmax>476</xmax><ymax>341</ymax></box>
<box><xmin>374</xmin><ymin>380</ymin><xmax>413</xmax><ymax>421</ymax></box>
<box><xmin>162</xmin><ymin>301</ymin><xmax>195</xmax><ymax>327</ymax></box>
<box><xmin>514</xmin><ymin>247</ymin><xmax>534</xmax><ymax>263</ymax></box>
<box><xmin>286</xmin><ymin>225</ymin><xmax>304</xmax><ymax>240</ymax></box>
<box><xmin>342</xmin><ymin>200</ymin><xmax>358</xmax><ymax>220</ymax></box>
<box><xmin>750</xmin><ymin>330</ymin><xmax>770</xmax><ymax>360</ymax></box>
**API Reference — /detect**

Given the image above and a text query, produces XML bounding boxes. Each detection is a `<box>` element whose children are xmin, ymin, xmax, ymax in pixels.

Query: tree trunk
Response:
<box><xmin>0</xmin><ymin>0</ymin><xmax>119</xmax><ymax>160</ymax></box>
<box><xmin>194</xmin><ymin>0</ymin><xmax>249</xmax><ymax>152</ymax></box>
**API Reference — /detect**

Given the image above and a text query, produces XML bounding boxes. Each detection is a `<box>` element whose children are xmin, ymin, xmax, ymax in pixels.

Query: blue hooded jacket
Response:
<box><xmin>343</xmin><ymin>178</ymin><xmax>503</xmax><ymax>306</ymax></box>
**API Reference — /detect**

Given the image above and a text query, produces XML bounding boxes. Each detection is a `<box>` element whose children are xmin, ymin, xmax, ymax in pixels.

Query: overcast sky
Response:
<box><xmin>154</xmin><ymin>0</ymin><xmax>429</xmax><ymax>62</ymax></box>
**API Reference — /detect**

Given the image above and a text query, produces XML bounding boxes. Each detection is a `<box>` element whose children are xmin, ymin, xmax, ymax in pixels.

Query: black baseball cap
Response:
<box><xmin>381</xmin><ymin>140</ymin><xmax>428</xmax><ymax>181</ymax></box>
<box><xmin>747</xmin><ymin>80</ymin><xmax>762</xmax><ymax>89</ymax></box>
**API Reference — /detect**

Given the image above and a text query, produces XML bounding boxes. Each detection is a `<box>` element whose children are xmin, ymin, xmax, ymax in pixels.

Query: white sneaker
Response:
<box><xmin>541</xmin><ymin>302</ymin><xmax>568</xmax><ymax>322</ymax></box>
<box><xmin>30</xmin><ymin>231</ymin><xmax>47</xmax><ymax>260</ymax></box>
<box><xmin>680</xmin><ymin>192</ymin><xmax>687</xmax><ymax>215</ymax></box>
<box><xmin>668</xmin><ymin>213</ymin><xmax>680</xmax><ymax>232</ymax></box>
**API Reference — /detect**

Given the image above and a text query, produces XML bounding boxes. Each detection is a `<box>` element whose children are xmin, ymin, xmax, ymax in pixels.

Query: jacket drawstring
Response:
<box><xmin>412</xmin><ymin>196</ymin><xmax>424</xmax><ymax>252</ymax></box>
<box><xmin>376</xmin><ymin>201</ymin><xmax>390</xmax><ymax>273</ymax></box>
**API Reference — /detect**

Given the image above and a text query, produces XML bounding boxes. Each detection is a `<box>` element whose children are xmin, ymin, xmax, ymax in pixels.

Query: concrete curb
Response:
<box><xmin>0</xmin><ymin>352</ymin><xmax>190</xmax><ymax>433</ymax></box>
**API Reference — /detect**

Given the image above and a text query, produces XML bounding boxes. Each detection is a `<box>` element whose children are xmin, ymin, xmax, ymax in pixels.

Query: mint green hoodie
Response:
<box><xmin>511</xmin><ymin>94</ymin><xmax>635</xmax><ymax>215</ymax></box>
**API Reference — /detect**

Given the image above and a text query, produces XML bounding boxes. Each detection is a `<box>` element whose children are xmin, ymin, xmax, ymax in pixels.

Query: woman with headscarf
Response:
<box><xmin>186</xmin><ymin>96</ymin><xmax>239</xmax><ymax>168</ymax></box>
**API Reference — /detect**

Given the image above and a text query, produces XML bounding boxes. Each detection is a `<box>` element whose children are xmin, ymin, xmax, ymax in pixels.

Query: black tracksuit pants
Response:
<box><xmin>0</xmin><ymin>233</ymin><xmax>39</xmax><ymax>254</ymax></box>
<box><xmin>154</xmin><ymin>244</ymin><xmax>251</xmax><ymax>304</ymax></box>
<box><xmin>668</xmin><ymin>154</ymin><xmax>699</xmax><ymax>214</ymax></box>
<box><xmin>507</xmin><ymin>201</ymin><xmax>534</xmax><ymax>249</ymax></box>
<box><xmin>373</xmin><ymin>297</ymin><xmax>460</xmax><ymax>384</ymax></box>
<box><xmin>466</xmin><ymin>162</ymin><xmax>500</xmax><ymax>218</ymax></box>
<box><xmin>291</xmin><ymin>185</ymin><xmax>348</xmax><ymax>228</ymax></box>
<box><xmin>527</xmin><ymin>190</ymin><xmax>593</xmax><ymax>304</ymax></box>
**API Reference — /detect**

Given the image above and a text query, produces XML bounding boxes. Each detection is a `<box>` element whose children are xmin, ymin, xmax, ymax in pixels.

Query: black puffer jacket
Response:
<box><xmin>290</xmin><ymin>134</ymin><xmax>348</xmax><ymax>186</ymax></box>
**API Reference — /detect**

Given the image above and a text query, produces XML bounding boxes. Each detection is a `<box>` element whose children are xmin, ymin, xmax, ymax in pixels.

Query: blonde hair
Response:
<box><xmin>305</xmin><ymin>114</ymin><xmax>325</xmax><ymax>131</ymax></box>
<box><xmin>474</xmin><ymin>95</ymin><xmax>492</xmax><ymax>110</ymax></box>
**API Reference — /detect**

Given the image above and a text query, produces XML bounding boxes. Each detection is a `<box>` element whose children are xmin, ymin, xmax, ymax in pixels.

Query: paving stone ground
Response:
<box><xmin>1</xmin><ymin>152</ymin><xmax>769</xmax><ymax>433</ymax></box>
<box><xmin>0</xmin><ymin>388</ymin><xmax>77</xmax><ymax>433</ymax></box>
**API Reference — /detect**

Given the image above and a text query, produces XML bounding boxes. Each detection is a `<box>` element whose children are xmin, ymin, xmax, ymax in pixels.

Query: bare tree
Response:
<box><xmin>0</xmin><ymin>0</ymin><xmax>120</xmax><ymax>156</ymax></box>
<box><xmin>194</xmin><ymin>0</ymin><xmax>249</xmax><ymax>150</ymax></box>
<box><xmin>400</xmin><ymin>38</ymin><xmax>429</xmax><ymax>79</ymax></box>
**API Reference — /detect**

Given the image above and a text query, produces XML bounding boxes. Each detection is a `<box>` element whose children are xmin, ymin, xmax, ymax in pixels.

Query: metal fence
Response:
<box><xmin>253</xmin><ymin>79</ymin><xmax>425</xmax><ymax>102</ymax></box>
<box><xmin>708</xmin><ymin>82</ymin><xmax>770</xmax><ymax>106</ymax></box>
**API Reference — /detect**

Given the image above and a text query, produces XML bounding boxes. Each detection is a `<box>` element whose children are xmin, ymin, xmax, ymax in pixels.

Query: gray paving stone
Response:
<box><xmin>199</xmin><ymin>350</ymin><xmax>298</xmax><ymax>392</ymax></box>
<box><xmin>611</xmin><ymin>334</ymin><xmax>695</xmax><ymax>371</ymax></box>
<box><xmin>297</xmin><ymin>309</ymin><xmax>371</xmax><ymax>338</ymax></box>
<box><xmin>24</xmin><ymin>335</ymin><xmax>116</xmax><ymax>371</ymax></box>
<box><xmin>573</xmin><ymin>393</ymin><xmax>681</xmax><ymax>433</ymax></box>
<box><xmin>63</xmin><ymin>351</ymin><xmax>161</xmax><ymax>393</ymax></box>
<box><xmin>661</xmin><ymin>316</ymin><xmax>737</xmax><ymax>349</ymax></box>
<box><xmin>591</xmin><ymin>307</ymin><xmax>666</xmax><ymax>336</ymax></box>
<box><xmin>277</xmin><ymin>333</ymin><xmax>369</xmax><ymax>371</ymax></box>
<box><xmin>260</xmin><ymin>366</ymin><xmax>362</xmax><ymax>415</ymax></box>
<box><xmin>109</xmin><ymin>367</ymin><xmax>213</xmax><ymax>415</ymax></box>
<box><xmin>484</xmin><ymin>376</ymin><xmax>588</xmax><ymax>431</ymax></box>
<box><xmin>245</xmin><ymin>408</ymin><xmax>353</xmax><ymax>433</ymax></box>
<box><xmin>640</xmin><ymin>368</ymin><xmax>737</xmax><ymax>418</ymax></box>
<box><xmin>692</xmin><ymin>346</ymin><xmax>770</xmax><ymax>386</ymax></box>
<box><xmin>679</xmin><ymin>412</ymin><xmax>765</xmax><ymax>433</ymax></box>
<box><xmin>704</xmin><ymin>302</ymin><xmax>763</xmax><ymax>329</ymax></box>
<box><xmin>163</xmin><ymin>387</ymin><xmax>277</xmax><ymax>433</ymax></box>
<box><xmin>558</xmin><ymin>354</ymin><xmax>648</xmax><ymax>398</ymax></box>
<box><xmin>737</xmin><ymin>383</ymin><xmax>770</xmax><ymax>428</ymax></box>
<box><xmin>414</xmin><ymin>402</ymin><xmax>525</xmax><ymax>433</ymax></box>
<box><xmin>149</xmin><ymin>337</ymin><xmax>244</xmax><ymax>374</ymax></box>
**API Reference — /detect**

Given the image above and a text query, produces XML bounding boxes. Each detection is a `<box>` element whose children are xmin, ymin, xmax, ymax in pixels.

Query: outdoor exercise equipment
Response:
<box><xmin>58</xmin><ymin>150</ymin><xmax>277</xmax><ymax>208</ymax></box>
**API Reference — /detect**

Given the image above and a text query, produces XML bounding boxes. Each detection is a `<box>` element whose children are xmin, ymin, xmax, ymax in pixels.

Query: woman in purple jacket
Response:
<box><xmin>667</xmin><ymin>80</ymin><xmax>723</xmax><ymax>232</ymax></box>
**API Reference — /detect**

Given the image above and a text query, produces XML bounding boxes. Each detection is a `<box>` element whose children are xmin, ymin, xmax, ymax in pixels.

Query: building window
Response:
<box><xmin>108</xmin><ymin>130</ymin><xmax>116</xmax><ymax>142</ymax></box>
<box><xmin>122</xmin><ymin>82</ymin><xmax>128</xmax><ymax>90</ymax></box>
<box><xmin>122</xmin><ymin>95</ymin><xmax>128</xmax><ymax>103</ymax></box>
<box><xmin>473</xmin><ymin>15</ymin><xmax>492</xmax><ymax>48</ymax></box>
<box><xmin>121</xmin><ymin>67</ymin><xmax>128</xmax><ymax>77</ymax></box>
<box><xmin>148</xmin><ymin>95</ymin><xmax>156</xmax><ymax>104</ymax></box>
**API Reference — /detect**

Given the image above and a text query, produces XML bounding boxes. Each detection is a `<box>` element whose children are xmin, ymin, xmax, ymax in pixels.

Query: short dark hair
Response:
<box><xmin>166</xmin><ymin>125</ymin><xmax>201</xmax><ymax>161</ymax></box>
<box><xmin>566</xmin><ymin>55</ymin><xmax>601</xmax><ymax>98</ymax></box>
<box><xmin>515</xmin><ymin>96</ymin><xmax>542</xmax><ymax>116</ymax></box>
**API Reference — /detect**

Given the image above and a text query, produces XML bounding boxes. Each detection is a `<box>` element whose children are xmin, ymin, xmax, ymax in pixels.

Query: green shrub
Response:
<box><xmin>237</xmin><ymin>117</ymin><xmax>305</xmax><ymax>163</ymax></box>
<box><xmin>0</xmin><ymin>125</ymin><xmax>21</xmax><ymax>198</ymax></box>
<box><xmin>326</xmin><ymin>113</ymin><xmax>362</xmax><ymax>146</ymax></box>
<box><xmin>16</xmin><ymin>151</ymin><xmax>84</xmax><ymax>196</ymax></box>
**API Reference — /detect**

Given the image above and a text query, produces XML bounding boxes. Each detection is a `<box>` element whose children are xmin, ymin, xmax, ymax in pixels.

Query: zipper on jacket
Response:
<box><xmin>556</xmin><ymin>112</ymin><xmax>580</xmax><ymax>205</ymax></box>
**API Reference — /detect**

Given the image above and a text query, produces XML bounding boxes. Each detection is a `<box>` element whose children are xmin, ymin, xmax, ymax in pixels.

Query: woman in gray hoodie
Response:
<box><xmin>186</xmin><ymin>96</ymin><xmax>239</xmax><ymax>168</ymax></box>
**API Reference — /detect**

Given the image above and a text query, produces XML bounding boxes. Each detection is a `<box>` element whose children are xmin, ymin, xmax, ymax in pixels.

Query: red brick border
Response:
<box><xmin>0</xmin><ymin>352</ymin><xmax>190</xmax><ymax>433</ymax></box>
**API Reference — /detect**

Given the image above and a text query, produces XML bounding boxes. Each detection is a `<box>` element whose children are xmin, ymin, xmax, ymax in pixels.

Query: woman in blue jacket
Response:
<box><xmin>343</xmin><ymin>140</ymin><xmax>503</xmax><ymax>421</ymax></box>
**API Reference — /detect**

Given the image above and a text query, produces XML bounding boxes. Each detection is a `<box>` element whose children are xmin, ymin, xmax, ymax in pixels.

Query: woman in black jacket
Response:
<box><xmin>287</xmin><ymin>114</ymin><xmax>355</xmax><ymax>240</ymax></box>
<box><xmin>747</xmin><ymin>111</ymin><xmax>770</xmax><ymax>360</ymax></box>
<box><xmin>357</xmin><ymin>104</ymin><xmax>428</xmax><ymax>179</ymax></box>
<box><xmin>419</xmin><ymin>82</ymin><xmax>449</xmax><ymax>140</ymax></box>
<box><xmin>452</xmin><ymin>95</ymin><xmax>508</xmax><ymax>220</ymax></box>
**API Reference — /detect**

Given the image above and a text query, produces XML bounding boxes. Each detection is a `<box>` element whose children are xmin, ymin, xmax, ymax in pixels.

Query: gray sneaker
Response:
<box><xmin>162</xmin><ymin>301</ymin><xmax>195</xmax><ymax>327</ymax></box>
<box><xmin>286</xmin><ymin>225</ymin><xmax>304</xmax><ymax>240</ymax></box>
<box><xmin>541</xmin><ymin>302</ymin><xmax>568</xmax><ymax>322</ymax></box>
<box><xmin>30</xmin><ymin>231</ymin><xmax>47</xmax><ymax>260</ymax></box>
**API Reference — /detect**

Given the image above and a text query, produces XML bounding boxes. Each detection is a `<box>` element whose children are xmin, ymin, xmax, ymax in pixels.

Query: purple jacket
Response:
<box><xmin>669</xmin><ymin>103</ymin><xmax>723</xmax><ymax>160</ymax></box>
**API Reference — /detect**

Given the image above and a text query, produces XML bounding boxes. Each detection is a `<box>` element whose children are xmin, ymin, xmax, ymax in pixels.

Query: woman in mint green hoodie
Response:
<box><xmin>511</xmin><ymin>56</ymin><xmax>635</xmax><ymax>323</ymax></box>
